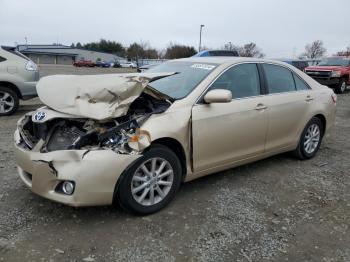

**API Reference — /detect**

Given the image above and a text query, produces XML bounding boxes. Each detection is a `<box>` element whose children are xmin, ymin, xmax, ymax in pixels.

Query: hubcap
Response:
<box><xmin>0</xmin><ymin>91</ymin><xmax>15</xmax><ymax>113</ymax></box>
<box><xmin>131</xmin><ymin>157</ymin><xmax>174</xmax><ymax>206</ymax></box>
<box><xmin>304</xmin><ymin>124</ymin><xmax>320</xmax><ymax>154</ymax></box>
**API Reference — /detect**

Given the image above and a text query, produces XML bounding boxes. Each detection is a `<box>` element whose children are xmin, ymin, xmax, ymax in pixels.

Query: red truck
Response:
<box><xmin>73</xmin><ymin>60</ymin><xmax>94</xmax><ymax>67</ymax></box>
<box><xmin>304</xmin><ymin>56</ymin><xmax>350</xmax><ymax>94</ymax></box>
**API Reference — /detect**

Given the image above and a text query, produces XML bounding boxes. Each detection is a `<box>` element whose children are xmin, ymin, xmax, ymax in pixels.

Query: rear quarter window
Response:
<box><xmin>0</xmin><ymin>56</ymin><xmax>6</xmax><ymax>62</ymax></box>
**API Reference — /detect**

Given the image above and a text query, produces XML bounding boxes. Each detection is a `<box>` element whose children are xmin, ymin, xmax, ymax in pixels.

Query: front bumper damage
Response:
<box><xmin>13</xmin><ymin>72</ymin><xmax>176</xmax><ymax>206</ymax></box>
<box><xmin>14</xmin><ymin>128</ymin><xmax>141</xmax><ymax>207</ymax></box>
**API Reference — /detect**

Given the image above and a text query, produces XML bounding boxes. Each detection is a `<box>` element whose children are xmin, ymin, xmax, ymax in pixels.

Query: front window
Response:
<box><xmin>209</xmin><ymin>63</ymin><xmax>260</xmax><ymax>99</ymax></box>
<box><xmin>318</xmin><ymin>57</ymin><xmax>350</xmax><ymax>67</ymax></box>
<box><xmin>148</xmin><ymin>61</ymin><xmax>217</xmax><ymax>100</ymax></box>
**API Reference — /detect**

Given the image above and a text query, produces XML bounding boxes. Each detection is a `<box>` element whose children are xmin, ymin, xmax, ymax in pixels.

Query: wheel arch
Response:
<box><xmin>112</xmin><ymin>137</ymin><xmax>188</xmax><ymax>206</ymax></box>
<box><xmin>0</xmin><ymin>81</ymin><xmax>22</xmax><ymax>99</ymax></box>
<box><xmin>151</xmin><ymin>137</ymin><xmax>187</xmax><ymax>181</ymax></box>
<box><xmin>342</xmin><ymin>74</ymin><xmax>349</xmax><ymax>83</ymax></box>
<box><xmin>313</xmin><ymin>113</ymin><xmax>326</xmax><ymax>135</ymax></box>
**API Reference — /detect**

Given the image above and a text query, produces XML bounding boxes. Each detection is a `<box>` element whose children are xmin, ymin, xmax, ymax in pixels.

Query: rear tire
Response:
<box><xmin>116</xmin><ymin>144</ymin><xmax>182</xmax><ymax>214</ymax></box>
<box><xmin>0</xmin><ymin>86</ymin><xmax>19</xmax><ymax>116</ymax></box>
<box><xmin>293</xmin><ymin>117</ymin><xmax>324</xmax><ymax>160</ymax></box>
<box><xmin>334</xmin><ymin>78</ymin><xmax>347</xmax><ymax>94</ymax></box>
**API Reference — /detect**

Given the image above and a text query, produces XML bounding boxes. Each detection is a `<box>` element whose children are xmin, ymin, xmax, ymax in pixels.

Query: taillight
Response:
<box><xmin>331</xmin><ymin>93</ymin><xmax>337</xmax><ymax>104</ymax></box>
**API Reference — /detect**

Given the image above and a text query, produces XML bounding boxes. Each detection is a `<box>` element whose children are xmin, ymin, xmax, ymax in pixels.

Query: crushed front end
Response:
<box><xmin>14</xmin><ymin>92</ymin><xmax>171</xmax><ymax>206</ymax></box>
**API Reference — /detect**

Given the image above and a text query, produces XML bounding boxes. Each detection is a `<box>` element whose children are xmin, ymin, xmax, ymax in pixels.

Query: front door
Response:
<box><xmin>192</xmin><ymin>63</ymin><xmax>269</xmax><ymax>172</ymax></box>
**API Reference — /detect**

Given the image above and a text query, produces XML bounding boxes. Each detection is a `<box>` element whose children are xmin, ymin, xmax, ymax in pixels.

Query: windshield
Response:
<box><xmin>147</xmin><ymin>61</ymin><xmax>217</xmax><ymax>99</ymax></box>
<box><xmin>318</xmin><ymin>57</ymin><xmax>350</xmax><ymax>67</ymax></box>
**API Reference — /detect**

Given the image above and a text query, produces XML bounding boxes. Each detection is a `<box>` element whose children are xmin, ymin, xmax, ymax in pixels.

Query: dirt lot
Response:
<box><xmin>0</xmin><ymin>67</ymin><xmax>349</xmax><ymax>261</ymax></box>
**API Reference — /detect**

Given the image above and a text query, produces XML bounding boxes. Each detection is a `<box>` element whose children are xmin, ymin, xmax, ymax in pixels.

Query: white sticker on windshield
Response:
<box><xmin>191</xmin><ymin>64</ymin><xmax>215</xmax><ymax>70</ymax></box>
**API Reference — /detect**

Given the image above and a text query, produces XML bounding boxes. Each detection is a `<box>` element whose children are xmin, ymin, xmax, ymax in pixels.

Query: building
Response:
<box><xmin>17</xmin><ymin>44</ymin><xmax>126</xmax><ymax>65</ymax></box>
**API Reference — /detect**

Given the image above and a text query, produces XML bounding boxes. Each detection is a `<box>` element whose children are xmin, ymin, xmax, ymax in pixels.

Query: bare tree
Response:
<box><xmin>239</xmin><ymin>43</ymin><xmax>264</xmax><ymax>58</ymax></box>
<box><xmin>223</xmin><ymin>42</ymin><xmax>241</xmax><ymax>53</ymax></box>
<box><xmin>303</xmin><ymin>40</ymin><xmax>326</xmax><ymax>59</ymax></box>
<box><xmin>336</xmin><ymin>44</ymin><xmax>350</xmax><ymax>56</ymax></box>
<box><xmin>223</xmin><ymin>42</ymin><xmax>264</xmax><ymax>58</ymax></box>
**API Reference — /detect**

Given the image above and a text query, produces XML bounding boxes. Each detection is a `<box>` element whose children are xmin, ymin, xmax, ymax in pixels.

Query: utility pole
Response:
<box><xmin>25</xmin><ymin>37</ymin><xmax>28</xmax><ymax>49</ymax></box>
<box><xmin>199</xmin><ymin>24</ymin><xmax>205</xmax><ymax>52</ymax></box>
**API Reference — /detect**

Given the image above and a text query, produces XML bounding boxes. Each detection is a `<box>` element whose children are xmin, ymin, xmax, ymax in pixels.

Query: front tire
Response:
<box><xmin>116</xmin><ymin>144</ymin><xmax>182</xmax><ymax>214</ymax></box>
<box><xmin>293</xmin><ymin>117</ymin><xmax>324</xmax><ymax>160</ymax></box>
<box><xmin>334</xmin><ymin>78</ymin><xmax>347</xmax><ymax>94</ymax></box>
<box><xmin>0</xmin><ymin>86</ymin><xmax>19</xmax><ymax>116</ymax></box>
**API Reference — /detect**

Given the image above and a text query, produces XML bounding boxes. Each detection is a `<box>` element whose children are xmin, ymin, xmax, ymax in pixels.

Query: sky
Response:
<box><xmin>1</xmin><ymin>0</ymin><xmax>349</xmax><ymax>58</ymax></box>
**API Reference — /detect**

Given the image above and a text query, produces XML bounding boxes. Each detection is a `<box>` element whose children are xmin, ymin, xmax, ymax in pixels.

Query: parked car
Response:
<box><xmin>0</xmin><ymin>46</ymin><xmax>38</xmax><ymax>116</ymax></box>
<box><xmin>120</xmin><ymin>62</ymin><xmax>137</xmax><ymax>68</ymax></box>
<box><xmin>108</xmin><ymin>61</ymin><xmax>121</xmax><ymax>68</ymax></box>
<box><xmin>279</xmin><ymin>59</ymin><xmax>309</xmax><ymax>71</ymax></box>
<box><xmin>304</xmin><ymin>56</ymin><xmax>350</xmax><ymax>94</ymax></box>
<box><xmin>193</xmin><ymin>50</ymin><xmax>239</xmax><ymax>57</ymax></box>
<box><xmin>137</xmin><ymin>63</ymin><xmax>158</xmax><ymax>72</ymax></box>
<box><xmin>14</xmin><ymin>57</ymin><xmax>336</xmax><ymax>214</ymax></box>
<box><xmin>73</xmin><ymin>60</ymin><xmax>94</xmax><ymax>67</ymax></box>
<box><xmin>94</xmin><ymin>60</ymin><xmax>110</xmax><ymax>68</ymax></box>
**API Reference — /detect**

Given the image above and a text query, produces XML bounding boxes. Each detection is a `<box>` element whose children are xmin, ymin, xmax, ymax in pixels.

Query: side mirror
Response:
<box><xmin>204</xmin><ymin>89</ymin><xmax>232</xmax><ymax>104</ymax></box>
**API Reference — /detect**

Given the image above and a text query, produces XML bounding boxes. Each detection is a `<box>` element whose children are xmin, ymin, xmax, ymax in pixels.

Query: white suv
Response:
<box><xmin>0</xmin><ymin>46</ymin><xmax>39</xmax><ymax>116</ymax></box>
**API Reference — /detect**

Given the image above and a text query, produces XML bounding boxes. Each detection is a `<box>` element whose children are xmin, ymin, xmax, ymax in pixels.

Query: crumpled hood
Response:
<box><xmin>36</xmin><ymin>72</ymin><xmax>174</xmax><ymax>120</ymax></box>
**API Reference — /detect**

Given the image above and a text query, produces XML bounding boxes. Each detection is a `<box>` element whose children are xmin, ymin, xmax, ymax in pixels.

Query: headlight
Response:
<box><xmin>331</xmin><ymin>71</ymin><xmax>341</xmax><ymax>77</ymax></box>
<box><xmin>25</xmin><ymin>60</ymin><xmax>38</xmax><ymax>71</ymax></box>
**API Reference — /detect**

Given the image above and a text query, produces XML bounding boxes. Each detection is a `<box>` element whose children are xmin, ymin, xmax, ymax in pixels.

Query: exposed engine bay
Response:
<box><xmin>18</xmin><ymin>93</ymin><xmax>171</xmax><ymax>154</ymax></box>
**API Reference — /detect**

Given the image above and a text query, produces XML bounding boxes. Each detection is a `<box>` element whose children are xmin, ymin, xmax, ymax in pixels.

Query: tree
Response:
<box><xmin>82</xmin><ymin>39</ymin><xmax>125</xmax><ymax>57</ymax></box>
<box><xmin>223</xmin><ymin>42</ymin><xmax>264</xmax><ymax>58</ymax></box>
<box><xmin>127</xmin><ymin>43</ymin><xmax>145</xmax><ymax>61</ymax></box>
<box><xmin>76</xmin><ymin>42</ymin><xmax>83</xmax><ymax>48</ymax></box>
<box><xmin>303</xmin><ymin>40</ymin><xmax>326</xmax><ymax>59</ymax></box>
<box><xmin>223</xmin><ymin>42</ymin><xmax>241</xmax><ymax>53</ymax></box>
<box><xmin>143</xmin><ymin>48</ymin><xmax>159</xmax><ymax>59</ymax></box>
<box><xmin>164</xmin><ymin>43</ymin><xmax>197</xmax><ymax>59</ymax></box>
<box><xmin>336</xmin><ymin>45</ymin><xmax>350</xmax><ymax>56</ymax></box>
<box><xmin>239</xmin><ymin>43</ymin><xmax>265</xmax><ymax>58</ymax></box>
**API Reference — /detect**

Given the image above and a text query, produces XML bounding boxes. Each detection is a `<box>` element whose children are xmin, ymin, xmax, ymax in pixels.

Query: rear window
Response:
<box><xmin>293</xmin><ymin>73</ymin><xmax>310</xmax><ymax>90</ymax></box>
<box><xmin>208</xmin><ymin>50</ymin><xmax>239</xmax><ymax>57</ymax></box>
<box><xmin>263</xmin><ymin>64</ymin><xmax>296</xmax><ymax>94</ymax></box>
<box><xmin>318</xmin><ymin>57</ymin><xmax>350</xmax><ymax>67</ymax></box>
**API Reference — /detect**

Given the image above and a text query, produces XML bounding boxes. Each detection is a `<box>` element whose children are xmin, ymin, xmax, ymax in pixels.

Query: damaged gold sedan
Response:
<box><xmin>14</xmin><ymin>57</ymin><xmax>336</xmax><ymax>214</ymax></box>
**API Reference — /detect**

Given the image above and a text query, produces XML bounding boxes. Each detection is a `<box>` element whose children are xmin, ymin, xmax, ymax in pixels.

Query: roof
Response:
<box><xmin>21</xmin><ymin>50</ymin><xmax>78</xmax><ymax>57</ymax></box>
<box><xmin>16</xmin><ymin>44</ymin><xmax>125</xmax><ymax>59</ymax></box>
<box><xmin>170</xmin><ymin>56</ymin><xmax>280</xmax><ymax>64</ymax></box>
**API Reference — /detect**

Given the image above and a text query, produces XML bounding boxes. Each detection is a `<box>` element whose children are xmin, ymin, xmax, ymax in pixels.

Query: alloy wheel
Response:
<box><xmin>131</xmin><ymin>157</ymin><xmax>174</xmax><ymax>206</ymax></box>
<box><xmin>0</xmin><ymin>91</ymin><xmax>15</xmax><ymax>113</ymax></box>
<box><xmin>304</xmin><ymin>124</ymin><xmax>321</xmax><ymax>154</ymax></box>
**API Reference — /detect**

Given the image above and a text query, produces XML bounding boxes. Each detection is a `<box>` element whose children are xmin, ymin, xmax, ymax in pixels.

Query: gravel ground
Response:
<box><xmin>0</xmin><ymin>69</ymin><xmax>349</xmax><ymax>261</ymax></box>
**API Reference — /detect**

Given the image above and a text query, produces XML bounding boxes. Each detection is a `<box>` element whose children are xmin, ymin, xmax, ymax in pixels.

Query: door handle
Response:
<box><xmin>305</xmin><ymin>95</ymin><xmax>314</xmax><ymax>102</ymax></box>
<box><xmin>255</xmin><ymin>103</ymin><xmax>268</xmax><ymax>110</ymax></box>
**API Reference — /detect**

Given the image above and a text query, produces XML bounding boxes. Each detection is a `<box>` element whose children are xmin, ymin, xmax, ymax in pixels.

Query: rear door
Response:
<box><xmin>261</xmin><ymin>63</ymin><xmax>313</xmax><ymax>152</ymax></box>
<box><xmin>192</xmin><ymin>63</ymin><xmax>269</xmax><ymax>172</ymax></box>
